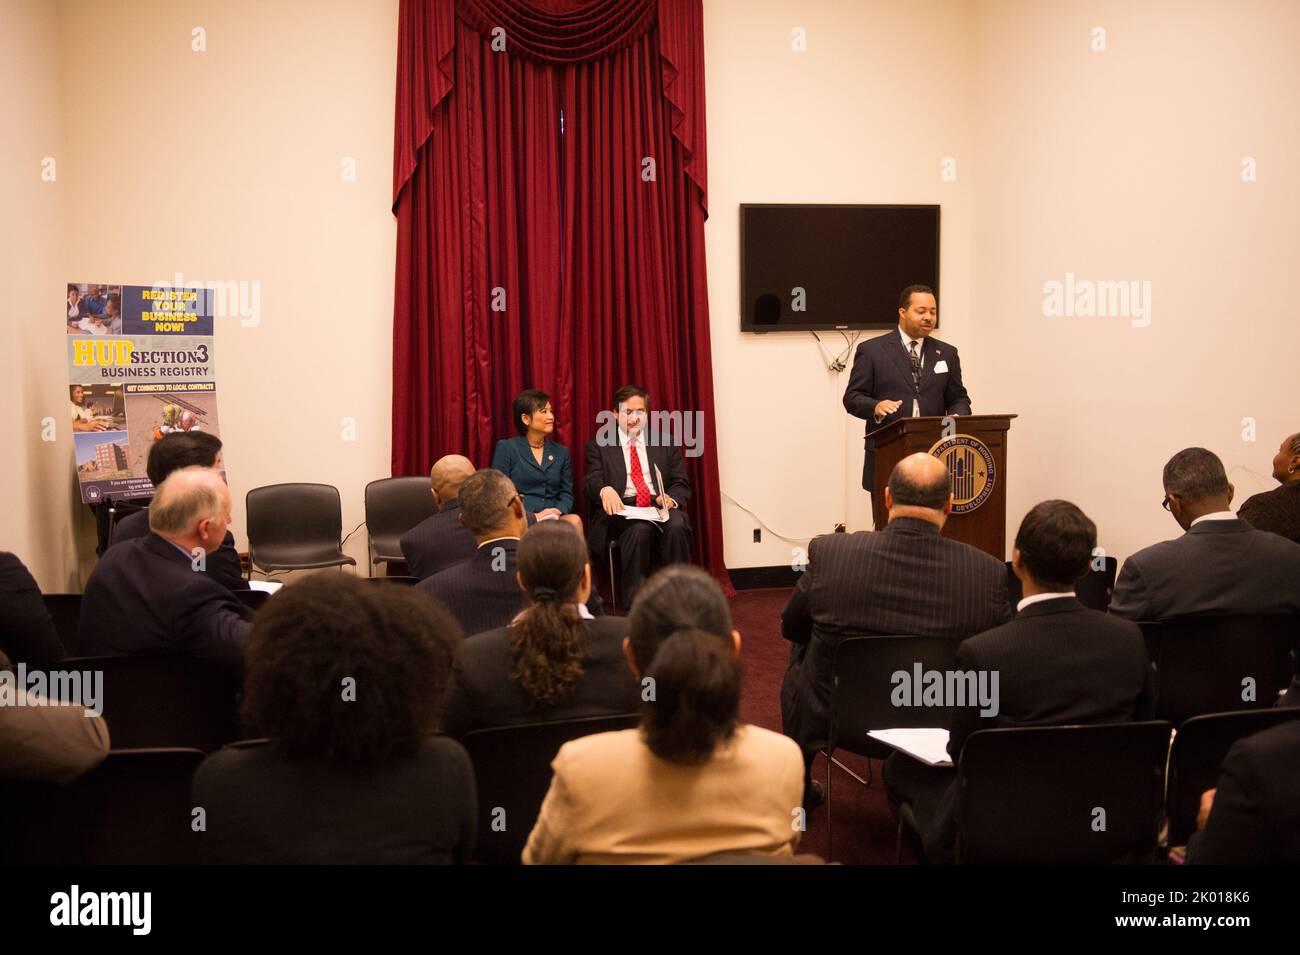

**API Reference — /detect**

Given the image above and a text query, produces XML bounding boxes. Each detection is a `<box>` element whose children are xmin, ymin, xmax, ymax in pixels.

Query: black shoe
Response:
<box><xmin>803</xmin><ymin>779</ymin><xmax>824</xmax><ymax>810</ymax></box>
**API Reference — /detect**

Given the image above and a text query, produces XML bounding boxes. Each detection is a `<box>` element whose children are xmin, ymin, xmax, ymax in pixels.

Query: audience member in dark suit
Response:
<box><xmin>1109</xmin><ymin>447</ymin><xmax>1300</xmax><ymax>621</ymax></box>
<box><xmin>0</xmin><ymin>551</ymin><xmax>65</xmax><ymax>669</ymax></box>
<box><xmin>885</xmin><ymin>500</ymin><xmax>1154</xmax><ymax>863</ymax></box>
<box><xmin>583</xmin><ymin>384</ymin><xmax>693</xmax><ymax>607</ymax></box>
<box><xmin>192</xmin><ymin>575</ymin><xmax>475</xmax><ymax>863</ymax></box>
<box><xmin>79</xmin><ymin>467</ymin><xmax>251</xmax><ymax>677</ymax></box>
<box><xmin>842</xmin><ymin>285</ymin><xmax>972</xmax><ymax>495</ymax></box>
<box><xmin>492</xmin><ymin>389</ymin><xmax>584</xmax><ymax>534</ymax></box>
<box><xmin>399</xmin><ymin>454</ymin><xmax>478</xmax><ymax>580</ymax></box>
<box><xmin>1237</xmin><ymin>430</ymin><xmax>1300</xmax><ymax>544</ymax></box>
<box><xmin>780</xmin><ymin>453</ymin><xmax>1009</xmax><ymax>803</ymax></box>
<box><xmin>419</xmin><ymin>469</ymin><xmax>601</xmax><ymax>637</ymax></box>
<box><xmin>108</xmin><ymin>431</ymin><xmax>248</xmax><ymax>592</ymax></box>
<box><xmin>440</xmin><ymin>520</ymin><xmax>637</xmax><ymax>738</ymax></box>
<box><xmin>1187</xmin><ymin>719</ymin><xmax>1300</xmax><ymax>864</ymax></box>
<box><xmin>524</xmin><ymin>566</ymin><xmax>805</xmax><ymax>864</ymax></box>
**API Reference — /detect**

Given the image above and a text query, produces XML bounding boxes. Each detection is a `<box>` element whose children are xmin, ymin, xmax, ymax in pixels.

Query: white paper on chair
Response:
<box><xmin>249</xmin><ymin>580</ymin><xmax>284</xmax><ymax>594</ymax></box>
<box><xmin>616</xmin><ymin>506</ymin><xmax>669</xmax><ymax>523</ymax></box>
<box><xmin>866</xmin><ymin>728</ymin><xmax>952</xmax><ymax>766</ymax></box>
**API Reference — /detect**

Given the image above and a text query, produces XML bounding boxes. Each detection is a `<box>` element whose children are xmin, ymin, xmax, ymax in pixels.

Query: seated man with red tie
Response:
<box><xmin>584</xmin><ymin>385</ymin><xmax>692</xmax><ymax>608</ymax></box>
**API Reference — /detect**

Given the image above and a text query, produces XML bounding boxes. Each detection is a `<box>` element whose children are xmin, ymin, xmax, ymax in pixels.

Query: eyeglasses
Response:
<box><xmin>1161</xmin><ymin>495</ymin><xmax>1173</xmax><ymax>511</ymax></box>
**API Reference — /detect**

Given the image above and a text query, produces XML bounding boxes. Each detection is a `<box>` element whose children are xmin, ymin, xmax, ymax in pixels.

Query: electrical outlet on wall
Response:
<box><xmin>753</xmin><ymin>528</ymin><xmax>761</xmax><ymax>543</ymax></box>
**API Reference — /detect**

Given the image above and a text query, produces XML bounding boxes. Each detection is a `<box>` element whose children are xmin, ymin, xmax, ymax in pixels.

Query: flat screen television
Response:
<box><xmin>740</xmin><ymin>204</ymin><xmax>940</xmax><ymax>332</ymax></box>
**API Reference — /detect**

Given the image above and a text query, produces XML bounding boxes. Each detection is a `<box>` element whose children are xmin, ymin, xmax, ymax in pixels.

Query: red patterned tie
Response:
<box><xmin>629</xmin><ymin>443</ymin><xmax>652</xmax><ymax>507</ymax></box>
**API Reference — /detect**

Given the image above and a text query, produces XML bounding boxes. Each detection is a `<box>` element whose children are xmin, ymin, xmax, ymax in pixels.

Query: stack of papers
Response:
<box><xmin>866</xmin><ymin>727</ymin><xmax>952</xmax><ymax>766</ymax></box>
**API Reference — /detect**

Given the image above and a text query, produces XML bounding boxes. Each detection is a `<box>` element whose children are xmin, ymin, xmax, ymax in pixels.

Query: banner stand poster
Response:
<box><xmin>66</xmin><ymin>282</ymin><xmax>222</xmax><ymax>504</ymax></box>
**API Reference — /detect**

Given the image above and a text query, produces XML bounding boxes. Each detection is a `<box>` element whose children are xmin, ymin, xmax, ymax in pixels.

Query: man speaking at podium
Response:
<box><xmin>843</xmin><ymin>285</ymin><xmax>972</xmax><ymax>495</ymax></box>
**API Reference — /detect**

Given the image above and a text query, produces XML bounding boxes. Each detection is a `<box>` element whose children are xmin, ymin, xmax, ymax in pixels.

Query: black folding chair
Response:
<box><xmin>824</xmin><ymin>635</ymin><xmax>962</xmax><ymax>861</ymax></box>
<box><xmin>954</xmin><ymin>721</ymin><xmax>1172</xmax><ymax>864</ymax></box>
<box><xmin>42</xmin><ymin>594</ymin><xmax>87</xmax><ymax>656</ymax></box>
<box><xmin>0</xmin><ymin>748</ymin><xmax>205</xmax><ymax>864</ymax></box>
<box><xmin>63</xmin><ymin>655</ymin><xmax>241</xmax><ymax>751</ymax></box>
<box><xmin>364</xmin><ymin>477</ymin><xmax>438</xmax><ymax>574</ymax></box>
<box><xmin>461</xmin><ymin>713</ymin><xmax>639</xmax><ymax>865</ymax></box>
<box><xmin>363</xmin><ymin>575</ymin><xmax>420</xmax><ymax>586</ymax></box>
<box><xmin>1165</xmin><ymin>707</ymin><xmax>1300</xmax><ymax>848</ymax></box>
<box><xmin>1004</xmin><ymin>556</ymin><xmax>1117</xmax><ymax>612</ymax></box>
<box><xmin>246</xmin><ymin>482</ymin><xmax>357</xmax><ymax>577</ymax></box>
<box><xmin>1140</xmin><ymin>614</ymin><xmax>1299</xmax><ymax>725</ymax></box>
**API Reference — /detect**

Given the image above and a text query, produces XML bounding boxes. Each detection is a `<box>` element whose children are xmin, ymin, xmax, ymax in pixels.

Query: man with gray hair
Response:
<box><xmin>1109</xmin><ymin>447</ymin><xmax>1300</xmax><ymax>621</ymax></box>
<box><xmin>79</xmin><ymin>467</ymin><xmax>250</xmax><ymax>676</ymax></box>
<box><xmin>780</xmin><ymin>452</ymin><xmax>1010</xmax><ymax>807</ymax></box>
<box><xmin>418</xmin><ymin>469</ymin><xmax>600</xmax><ymax>635</ymax></box>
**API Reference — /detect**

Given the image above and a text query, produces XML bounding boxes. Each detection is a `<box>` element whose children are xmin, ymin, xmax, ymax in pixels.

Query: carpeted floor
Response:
<box><xmin>729</xmin><ymin>587</ymin><xmax>917</xmax><ymax>865</ymax></box>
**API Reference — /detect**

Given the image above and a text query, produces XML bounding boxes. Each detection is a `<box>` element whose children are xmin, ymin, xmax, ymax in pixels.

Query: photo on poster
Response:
<box><xmin>69</xmin><ymin>383</ymin><xmax>126</xmax><ymax>432</ymax></box>
<box><xmin>73</xmin><ymin>430</ymin><xmax>132</xmax><ymax>480</ymax></box>
<box><xmin>65</xmin><ymin>283</ymin><xmax>124</xmax><ymax>336</ymax></box>
<box><xmin>123</xmin><ymin>383</ymin><xmax>221</xmax><ymax>480</ymax></box>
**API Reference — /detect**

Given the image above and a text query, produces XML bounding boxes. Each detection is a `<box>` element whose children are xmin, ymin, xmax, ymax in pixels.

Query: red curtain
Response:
<box><xmin>392</xmin><ymin>0</ymin><xmax>730</xmax><ymax>590</ymax></box>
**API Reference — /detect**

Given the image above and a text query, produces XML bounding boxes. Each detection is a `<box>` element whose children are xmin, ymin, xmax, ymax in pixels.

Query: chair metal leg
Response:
<box><xmin>825</xmin><ymin>749</ymin><xmax>833</xmax><ymax>862</ymax></box>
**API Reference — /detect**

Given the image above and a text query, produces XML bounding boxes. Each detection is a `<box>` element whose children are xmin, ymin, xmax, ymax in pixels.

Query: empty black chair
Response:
<box><xmin>42</xmin><ymin>593</ymin><xmax>86</xmax><ymax>656</ymax></box>
<box><xmin>1004</xmin><ymin>557</ymin><xmax>1118</xmax><ymax>612</ymax></box>
<box><xmin>63</xmin><ymin>655</ymin><xmax>241</xmax><ymax>751</ymax></box>
<box><xmin>364</xmin><ymin>477</ymin><xmax>438</xmax><ymax>573</ymax></box>
<box><xmin>1165</xmin><ymin>707</ymin><xmax>1300</xmax><ymax>848</ymax></box>
<box><xmin>462</xmin><ymin>713</ymin><xmax>639</xmax><ymax>865</ymax></box>
<box><xmin>1</xmin><ymin>748</ymin><xmax>204</xmax><ymax>864</ymax></box>
<box><xmin>825</xmin><ymin>635</ymin><xmax>962</xmax><ymax>860</ymax></box>
<box><xmin>245</xmin><ymin>483</ymin><xmax>357</xmax><ymax>576</ymax></box>
<box><xmin>235</xmin><ymin>589</ymin><xmax>270</xmax><ymax>612</ymax></box>
<box><xmin>1139</xmin><ymin>615</ymin><xmax>1298</xmax><ymax>725</ymax></box>
<box><xmin>954</xmin><ymin>721</ymin><xmax>1172</xmax><ymax>864</ymax></box>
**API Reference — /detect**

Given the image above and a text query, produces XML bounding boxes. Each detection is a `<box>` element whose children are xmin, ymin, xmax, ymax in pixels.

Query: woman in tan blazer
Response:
<box><xmin>523</xmin><ymin>566</ymin><xmax>805</xmax><ymax>864</ymax></box>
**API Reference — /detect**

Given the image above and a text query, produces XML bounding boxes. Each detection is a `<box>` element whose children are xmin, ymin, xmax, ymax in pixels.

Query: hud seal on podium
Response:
<box><xmin>928</xmin><ymin>434</ymin><xmax>995</xmax><ymax>513</ymax></box>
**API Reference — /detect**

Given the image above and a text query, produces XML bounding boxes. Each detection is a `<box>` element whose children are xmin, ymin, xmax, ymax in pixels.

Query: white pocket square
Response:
<box><xmin>933</xmin><ymin>360</ymin><xmax>949</xmax><ymax>374</ymax></box>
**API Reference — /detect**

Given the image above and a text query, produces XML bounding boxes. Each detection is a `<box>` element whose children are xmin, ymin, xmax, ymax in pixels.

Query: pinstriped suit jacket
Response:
<box><xmin>780</xmin><ymin>517</ymin><xmax>1010</xmax><ymax>751</ymax></box>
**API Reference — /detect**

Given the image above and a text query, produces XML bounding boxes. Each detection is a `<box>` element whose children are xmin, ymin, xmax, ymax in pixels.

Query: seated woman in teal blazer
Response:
<box><xmin>492</xmin><ymin>390</ymin><xmax>583</xmax><ymax>534</ymax></box>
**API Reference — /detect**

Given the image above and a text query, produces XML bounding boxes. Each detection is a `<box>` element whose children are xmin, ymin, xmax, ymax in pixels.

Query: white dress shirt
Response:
<box><xmin>1016</xmin><ymin>591</ymin><xmax>1076</xmax><ymax>613</ymax></box>
<box><xmin>898</xmin><ymin>326</ymin><xmax>924</xmax><ymax>417</ymax></box>
<box><xmin>1190</xmin><ymin>511</ymin><xmax>1237</xmax><ymax>526</ymax></box>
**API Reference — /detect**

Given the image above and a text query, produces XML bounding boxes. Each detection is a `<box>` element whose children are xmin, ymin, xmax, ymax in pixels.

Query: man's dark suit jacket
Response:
<box><xmin>110</xmin><ymin>509</ymin><xmax>249</xmax><ymax>593</ymax></box>
<box><xmin>780</xmin><ymin>517</ymin><xmax>1010</xmax><ymax>753</ymax></box>
<box><xmin>439</xmin><ymin>615</ymin><xmax>639</xmax><ymax>739</ymax></box>
<box><xmin>1108</xmin><ymin>517</ymin><xmax>1300</xmax><ymax>621</ymax></box>
<box><xmin>0</xmin><ymin>551</ymin><xmax>65</xmax><ymax>670</ymax></box>
<box><xmin>417</xmin><ymin>538</ymin><xmax>603</xmax><ymax>638</ymax></box>
<box><xmin>582</xmin><ymin>435</ymin><xmax>692</xmax><ymax>556</ymax></box>
<box><xmin>842</xmin><ymin>331</ymin><xmax>972</xmax><ymax>492</ymax></box>
<box><xmin>946</xmin><ymin>597</ymin><xmax>1153</xmax><ymax>761</ymax></box>
<box><xmin>192</xmin><ymin>736</ymin><xmax>476</xmax><ymax>864</ymax></box>
<box><xmin>79</xmin><ymin>533</ymin><xmax>251</xmax><ymax>677</ymax></box>
<box><xmin>1237</xmin><ymin>482</ymin><xmax>1300</xmax><ymax>545</ymax></box>
<box><xmin>1188</xmin><ymin>719</ymin><xmax>1300</xmax><ymax>864</ymax></box>
<box><xmin>401</xmin><ymin>500</ymin><xmax>538</xmax><ymax>581</ymax></box>
<box><xmin>400</xmin><ymin>498</ymin><xmax>477</xmax><ymax>581</ymax></box>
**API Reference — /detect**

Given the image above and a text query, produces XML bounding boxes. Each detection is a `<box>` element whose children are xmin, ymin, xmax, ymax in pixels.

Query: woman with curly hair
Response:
<box><xmin>192</xmin><ymin>575</ymin><xmax>475</xmax><ymax>863</ymax></box>
<box><xmin>523</xmin><ymin>565</ymin><xmax>805</xmax><ymax>864</ymax></box>
<box><xmin>439</xmin><ymin>520</ymin><xmax>637</xmax><ymax>739</ymax></box>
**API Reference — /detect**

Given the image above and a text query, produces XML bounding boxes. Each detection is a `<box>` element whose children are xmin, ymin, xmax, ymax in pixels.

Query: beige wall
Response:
<box><xmin>9</xmin><ymin>0</ymin><xmax>1298</xmax><ymax>588</ymax></box>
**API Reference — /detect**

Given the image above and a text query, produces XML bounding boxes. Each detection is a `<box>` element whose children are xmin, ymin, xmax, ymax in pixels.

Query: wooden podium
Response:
<box><xmin>866</xmin><ymin>414</ymin><xmax>1017</xmax><ymax>560</ymax></box>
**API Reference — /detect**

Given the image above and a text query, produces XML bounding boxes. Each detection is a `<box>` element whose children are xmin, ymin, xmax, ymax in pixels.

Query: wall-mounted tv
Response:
<box><xmin>740</xmin><ymin>204</ymin><xmax>940</xmax><ymax>332</ymax></box>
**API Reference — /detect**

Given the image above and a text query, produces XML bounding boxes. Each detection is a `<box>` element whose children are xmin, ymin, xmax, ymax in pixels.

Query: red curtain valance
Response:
<box><xmin>393</xmin><ymin>0</ymin><xmax>706</xmax><ymax>214</ymax></box>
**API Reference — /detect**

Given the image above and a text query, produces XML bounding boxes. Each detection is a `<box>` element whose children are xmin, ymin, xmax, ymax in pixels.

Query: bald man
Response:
<box><xmin>79</xmin><ymin>467</ymin><xmax>251</xmax><ymax>676</ymax></box>
<box><xmin>401</xmin><ymin>454</ymin><xmax>535</xmax><ymax>580</ymax></box>
<box><xmin>779</xmin><ymin>453</ymin><xmax>1010</xmax><ymax>806</ymax></box>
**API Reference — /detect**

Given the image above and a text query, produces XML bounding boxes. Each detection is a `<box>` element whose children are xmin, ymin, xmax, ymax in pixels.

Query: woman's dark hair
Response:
<box><xmin>509</xmin><ymin>521</ymin><xmax>589</xmax><ymax>707</ymax></box>
<box><xmin>146</xmin><ymin>431</ymin><xmax>224</xmax><ymax>485</ymax></box>
<box><xmin>242</xmin><ymin>575</ymin><xmax>461</xmax><ymax>765</ymax></box>
<box><xmin>628</xmin><ymin>566</ymin><xmax>739</xmax><ymax>765</ymax></box>
<box><xmin>512</xmin><ymin>389</ymin><xmax>551</xmax><ymax>435</ymax></box>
